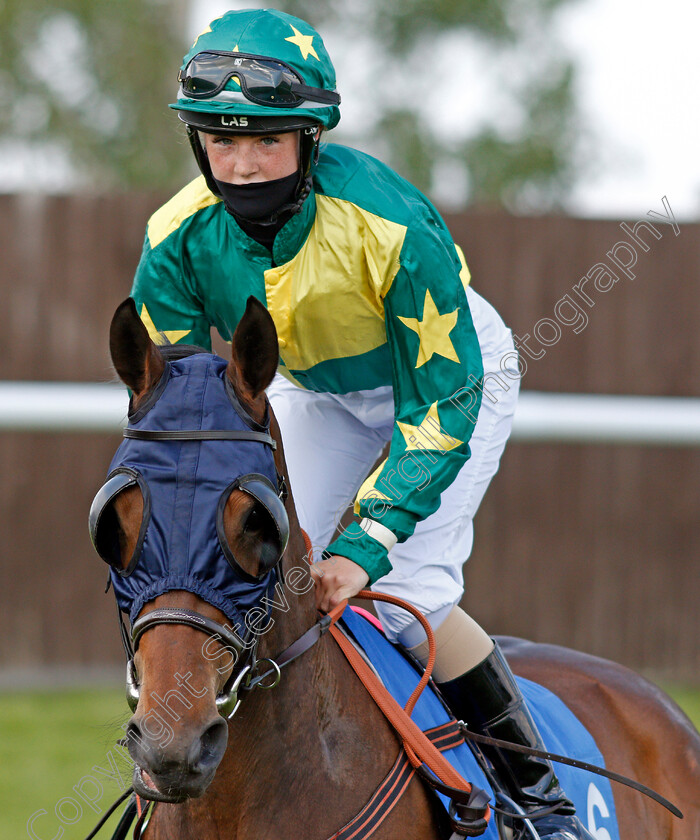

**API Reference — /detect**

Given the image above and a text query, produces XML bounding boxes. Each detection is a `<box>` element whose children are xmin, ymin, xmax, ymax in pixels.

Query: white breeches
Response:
<box><xmin>267</xmin><ymin>286</ymin><xmax>520</xmax><ymax>641</ymax></box>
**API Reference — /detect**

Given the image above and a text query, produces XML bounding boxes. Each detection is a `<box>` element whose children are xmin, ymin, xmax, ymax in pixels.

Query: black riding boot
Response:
<box><xmin>437</xmin><ymin>644</ymin><xmax>595</xmax><ymax>840</ymax></box>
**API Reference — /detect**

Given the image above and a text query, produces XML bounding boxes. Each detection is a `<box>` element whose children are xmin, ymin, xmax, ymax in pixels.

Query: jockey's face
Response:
<box><xmin>201</xmin><ymin>131</ymin><xmax>299</xmax><ymax>185</ymax></box>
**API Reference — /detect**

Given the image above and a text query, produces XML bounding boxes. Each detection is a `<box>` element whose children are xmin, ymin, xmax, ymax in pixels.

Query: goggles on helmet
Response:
<box><xmin>178</xmin><ymin>51</ymin><xmax>340</xmax><ymax>109</ymax></box>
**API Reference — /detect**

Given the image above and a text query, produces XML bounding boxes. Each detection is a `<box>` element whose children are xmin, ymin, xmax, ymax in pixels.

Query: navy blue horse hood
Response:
<box><xmin>89</xmin><ymin>353</ymin><xmax>288</xmax><ymax>630</ymax></box>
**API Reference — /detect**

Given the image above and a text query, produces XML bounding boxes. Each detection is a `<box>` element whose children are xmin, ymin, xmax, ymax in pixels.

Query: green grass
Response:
<box><xmin>661</xmin><ymin>684</ymin><xmax>700</xmax><ymax>730</ymax></box>
<box><xmin>0</xmin><ymin>688</ymin><xmax>131</xmax><ymax>840</ymax></box>
<box><xmin>2</xmin><ymin>684</ymin><xmax>698</xmax><ymax>840</ymax></box>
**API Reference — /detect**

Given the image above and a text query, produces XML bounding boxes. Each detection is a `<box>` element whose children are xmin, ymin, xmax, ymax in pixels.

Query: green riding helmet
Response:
<box><xmin>172</xmin><ymin>9</ymin><xmax>341</xmax><ymax>202</ymax></box>
<box><xmin>172</xmin><ymin>8</ymin><xmax>340</xmax><ymax>134</ymax></box>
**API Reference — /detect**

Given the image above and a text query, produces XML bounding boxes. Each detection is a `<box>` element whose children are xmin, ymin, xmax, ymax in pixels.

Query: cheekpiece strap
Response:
<box><xmin>123</xmin><ymin>428</ymin><xmax>276</xmax><ymax>448</ymax></box>
<box><xmin>117</xmin><ymin>602</ymin><xmax>135</xmax><ymax>661</ymax></box>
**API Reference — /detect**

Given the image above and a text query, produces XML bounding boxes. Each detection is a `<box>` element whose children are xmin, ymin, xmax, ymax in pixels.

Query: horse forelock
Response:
<box><xmin>158</xmin><ymin>341</ymin><xmax>211</xmax><ymax>361</ymax></box>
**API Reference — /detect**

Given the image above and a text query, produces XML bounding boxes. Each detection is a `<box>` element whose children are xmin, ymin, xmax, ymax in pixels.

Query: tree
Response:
<box><xmin>277</xmin><ymin>0</ymin><xmax>588</xmax><ymax>211</ymax></box>
<box><xmin>0</xmin><ymin>0</ymin><xmax>192</xmax><ymax>190</ymax></box>
<box><xmin>0</xmin><ymin>0</ymin><xmax>588</xmax><ymax>209</ymax></box>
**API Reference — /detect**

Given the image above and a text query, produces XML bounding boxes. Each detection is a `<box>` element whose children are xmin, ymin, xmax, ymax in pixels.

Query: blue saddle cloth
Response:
<box><xmin>341</xmin><ymin>607</ymin><xmax>621</xmax><ymax>840</ymax></box>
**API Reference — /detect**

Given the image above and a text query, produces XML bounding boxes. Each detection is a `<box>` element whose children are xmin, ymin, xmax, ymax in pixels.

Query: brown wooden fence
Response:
<box><xmin>1</xmin><ymin>194</ymin><xmax>698</xmax><ymax>681</ymax></box>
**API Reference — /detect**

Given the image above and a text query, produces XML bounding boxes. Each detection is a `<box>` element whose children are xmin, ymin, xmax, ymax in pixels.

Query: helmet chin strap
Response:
<box><xmin>187</xmin><ymin>125</ymin><xmax>221</xmax><ymax>197</ymax></box>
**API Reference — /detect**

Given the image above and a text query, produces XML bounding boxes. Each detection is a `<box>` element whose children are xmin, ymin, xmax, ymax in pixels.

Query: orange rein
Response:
<box><xmin>302</xmin><ymin>530</ymin><xmax>490</xmax><ymax>824</ymax></box>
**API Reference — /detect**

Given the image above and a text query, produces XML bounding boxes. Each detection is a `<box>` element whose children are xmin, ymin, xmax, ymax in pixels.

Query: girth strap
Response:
<box><xmin>328</xmin><ymin>721</ymin><xmax>469</xmax><ymax>840</ymax></box>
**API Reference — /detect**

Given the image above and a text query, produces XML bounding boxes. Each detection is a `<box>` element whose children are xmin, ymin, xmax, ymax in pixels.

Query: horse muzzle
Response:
<box><xmin>126</xmin><ymin>711</ymin><xmax>229</xmax><ymax>802</ymax></box>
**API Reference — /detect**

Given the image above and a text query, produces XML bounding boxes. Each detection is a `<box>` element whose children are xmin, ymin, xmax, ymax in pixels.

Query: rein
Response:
<box><xmin>458</xmin><ymin>727</ymin><xmax>683</xmax><ymax>819</ymax></box>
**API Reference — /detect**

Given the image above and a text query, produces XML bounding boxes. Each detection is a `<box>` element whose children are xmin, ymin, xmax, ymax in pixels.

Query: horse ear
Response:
<box><xmin>109</xmin><ymin>298</ymin><xmax>165</xmax><ymax>396</ymax></box>
<box><xmin>229</xmin><ymin>297</ymin><xmax>279</xmax><ymax>400</ymax></box>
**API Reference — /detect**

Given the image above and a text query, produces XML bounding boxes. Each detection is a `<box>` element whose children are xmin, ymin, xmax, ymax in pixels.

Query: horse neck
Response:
<box><xmin>226</xmin><ymin>534</ymin><xmax>357</xmax><ymax>780</ymax></box>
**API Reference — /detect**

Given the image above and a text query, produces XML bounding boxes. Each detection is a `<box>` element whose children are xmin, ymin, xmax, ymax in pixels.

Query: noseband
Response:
<box><xmin>122</xmin><ymin>602</ymin><xmax>340</xmax><ymax>721</ymax></box>
<box><xmin>123</xmin><ymin>606</ymin><xmax>265</xmax><ymax>719</ymax></box>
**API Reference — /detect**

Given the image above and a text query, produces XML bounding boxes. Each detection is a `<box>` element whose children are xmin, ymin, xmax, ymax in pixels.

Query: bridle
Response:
<box><xmin>122</xmin><ymin>605</ymin><xmax>257</xmax><ymax>718</ymax></box>
<box><xmin>121</xmin><ymin>596</ymin><xmax>342</xmax><ymax>720</ymax></box>
<box><xmin>116</xmin><ymin>422</ymin><xmax>337</xmax><ymax>721</ymax></box>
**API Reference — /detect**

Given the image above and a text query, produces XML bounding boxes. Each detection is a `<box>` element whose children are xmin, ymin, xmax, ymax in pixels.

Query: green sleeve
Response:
<box><xmin>130</xmin><ymin>230</ymin><xmax>213</xmax><ymax>351</ymax></box>
<box><xmin>327</xmin><ymin>217</ymin><xmax>484</xmax><ymax>584</ymax></box>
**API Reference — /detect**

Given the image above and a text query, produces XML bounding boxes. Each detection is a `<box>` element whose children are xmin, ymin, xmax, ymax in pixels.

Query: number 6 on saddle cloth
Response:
<box><xmin>88</xmin><ymin>353</ymin><xmax>290</xmax><ymax>647</ymax></box>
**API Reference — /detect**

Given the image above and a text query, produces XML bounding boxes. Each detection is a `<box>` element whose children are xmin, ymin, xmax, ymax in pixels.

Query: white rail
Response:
<box><xmin>511</xmin><ymin>392</ymin><xmax>700</xmax><ymax>446</ymax></box>
<box><xmin>1</xmin><ymin>382</ymin><xmax>700</xmax><ymax>446</ymax></box>
<box><xmin>0</xmin><ymin>382</ymin><xmax>128</xmax><ymax>432</ymax></box>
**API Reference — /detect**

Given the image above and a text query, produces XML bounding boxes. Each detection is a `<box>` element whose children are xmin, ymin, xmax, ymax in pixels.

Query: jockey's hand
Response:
<box><xmin>312</xmin><ymin>554</ymin><xmax>369</xmax><ymax>613</ymax></box>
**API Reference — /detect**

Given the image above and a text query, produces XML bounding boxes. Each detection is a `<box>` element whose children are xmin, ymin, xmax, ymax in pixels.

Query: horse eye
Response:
<box><xmin>90</xmin><ymin>482</ymin><xmax>147</xmax><ymax>577</ymax></box>
<box><xmin>218</xmin><ymin>483</ymin><xmax>288</xmax><ymax>578</ymax></box>
<box><xmin>243</xmin><ymin>502</ymin><xmax>282</xmax><ymax>572</ymax></box>
<box><xmin>243</xmin><ymin>504</ymin><xmax>265</xmax><ymax>533</ymax></box>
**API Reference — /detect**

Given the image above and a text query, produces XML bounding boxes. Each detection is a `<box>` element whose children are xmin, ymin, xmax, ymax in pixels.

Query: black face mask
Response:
<box><xmin>214</xmin><ymin>169</ymin><xmax>301</xmax><ymax>223</ymax></box>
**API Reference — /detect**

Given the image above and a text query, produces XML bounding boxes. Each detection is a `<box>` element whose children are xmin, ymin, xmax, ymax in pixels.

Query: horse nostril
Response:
<box><xmin>189</xmin><ymin>717</ymin><xmax>229</xmax><ymax>772</ymax></box>
<box><xmin>124</xmin><ymin>720</ymin><xmax>142</xmax><ymax>760</ymax></box>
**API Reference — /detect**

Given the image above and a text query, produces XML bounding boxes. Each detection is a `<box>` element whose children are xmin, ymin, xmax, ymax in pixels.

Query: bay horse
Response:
<box><xmin>94</xmin><ymin>296</ymin><xmax>699</xmax><ymax>839</ymax></box>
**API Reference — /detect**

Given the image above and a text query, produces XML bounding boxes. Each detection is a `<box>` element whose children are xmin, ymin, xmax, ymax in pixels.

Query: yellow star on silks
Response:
<box><xmin>398</xmin><ymin>289</ymin><xmax>460</xmax><ymax>368</ymax></box>
<box><xmin>139</xmin><ymin>304</ymin><xmax>191</xmax><ymax>346</ymax></box>
<box><xmin>285</xmin><ymin>25</ymin><xmax>319</xmax><ymax>60</ymax></box>
<box><xmin>397</xmin><ymin>403</ymin><xmax>463</xmax><ymax>453</ymax></box>
<box><xmin>354</xmin><ymin>461</ymin><xmax>392</xmax><ymax>514</ymax></box>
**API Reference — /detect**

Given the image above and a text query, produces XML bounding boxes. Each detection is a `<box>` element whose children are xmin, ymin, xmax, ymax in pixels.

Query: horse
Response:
<box><xmin>93</xmin><ymin>296</ymin><xmax>700</xmax><ymax>839</ymax></box>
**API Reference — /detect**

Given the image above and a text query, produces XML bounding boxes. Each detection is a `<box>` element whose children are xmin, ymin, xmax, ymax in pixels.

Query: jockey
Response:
<box><xmin>131</xmin><ymin>10</ymin><xmax>594</xmax><ymax>840</ymax></box>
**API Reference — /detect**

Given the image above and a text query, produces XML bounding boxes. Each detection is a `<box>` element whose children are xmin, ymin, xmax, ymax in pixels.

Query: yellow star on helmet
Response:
<box><xmin>285</xmin><ymin>25</ymin><xmax>319</xmax><ymax>61</ymax></box>
<box><xmin>397</xmin><ymin>403</ymin><xmax>463</xmax><ymax>453</ymax></box>
<box><xmin>397</xmin><ymin>289</ymin><xmax>460</xmax><ymax>368</ymax></box>
<box><xmin>139</xmin><ymin>304</ymin><xmax>191</xmax><ymax>346</ymax></box>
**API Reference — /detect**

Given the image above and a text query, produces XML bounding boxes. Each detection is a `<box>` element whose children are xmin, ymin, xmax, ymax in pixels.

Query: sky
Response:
<box><xmin>556</xmin><ymin>0</ymin><xmax>700</xmax><ymax>221</ymax></box>
<box><xmin>192</xmin><ymin>0</ymin><xmax>700</xmax><ymax>222</ymax></box>
<box><xmin>2</xmin><ymin>0</ymin><xmax>697</xmax><ymax>221</ymax></box>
